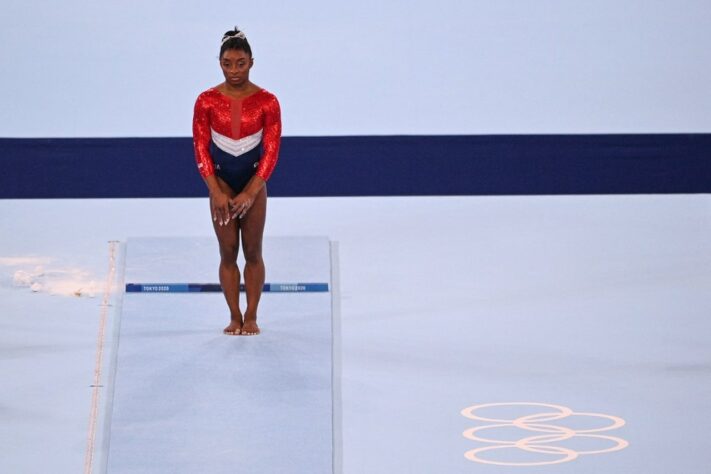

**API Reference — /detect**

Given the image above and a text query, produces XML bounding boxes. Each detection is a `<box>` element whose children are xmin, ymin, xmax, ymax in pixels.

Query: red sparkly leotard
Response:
<box><xmin>192</xmin><ymin>87</ymin><xmax>281</xmax><ymax>182</ymax></box>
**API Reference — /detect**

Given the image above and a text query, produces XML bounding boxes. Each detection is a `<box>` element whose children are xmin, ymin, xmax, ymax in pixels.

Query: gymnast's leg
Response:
<box><xmin>211</xmin><ymin>177</ymin><xmax>243</xmax><ymax>335</ymax></box>
<box><xmin>239</xmin><ymin>186</ymin><xmax>267</xmax><ymax>335</ymax></box>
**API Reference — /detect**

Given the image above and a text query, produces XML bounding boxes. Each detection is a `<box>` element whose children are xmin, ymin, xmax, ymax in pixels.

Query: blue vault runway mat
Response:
<box><xmin>105</xmin><ymin>237</ymin><xmax>334</xmax><ymax>474</ymax></box>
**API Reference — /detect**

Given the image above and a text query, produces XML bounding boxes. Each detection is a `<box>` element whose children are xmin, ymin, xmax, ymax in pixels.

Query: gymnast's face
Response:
<box><xmin>220</xmin><ymin>49</ymin><xmax>253</xmax><ymax>88</ymax></box>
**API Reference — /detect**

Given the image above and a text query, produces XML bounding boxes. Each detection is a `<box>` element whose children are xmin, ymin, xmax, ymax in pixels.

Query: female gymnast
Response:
<box><xmin>192</xmin><ymin>27</ymin><xmax>282</xmax><ymax>336</ymax></box>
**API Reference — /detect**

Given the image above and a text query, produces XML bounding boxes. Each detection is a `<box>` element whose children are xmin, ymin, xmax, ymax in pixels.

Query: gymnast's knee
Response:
<box><xmin>243</xmin><ymin>245</ymin><xmax>263</xmax><ymax>265</ymax></box>
<box><xmin>219</xmin><ymin>245</ymin><xmax>239</xmax><ymax>265</ymax></box>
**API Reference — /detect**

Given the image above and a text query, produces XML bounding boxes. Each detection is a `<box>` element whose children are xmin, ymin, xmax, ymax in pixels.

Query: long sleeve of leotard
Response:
<box><xmin>255</xmin><ymin>94</ymin><xmax>281</xmax><ymax>182</ymax></box>
<box><xmin>192</xmin><ymin>93</ymin><xmax>214</xmax><ymax>178</ymax></box>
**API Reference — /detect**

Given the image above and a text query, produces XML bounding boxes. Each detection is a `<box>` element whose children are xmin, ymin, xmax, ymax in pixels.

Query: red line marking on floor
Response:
<box><xmin>84</xmin><ymin>241</ymin><xmax>118</xmax><ymax>474</ymax></box>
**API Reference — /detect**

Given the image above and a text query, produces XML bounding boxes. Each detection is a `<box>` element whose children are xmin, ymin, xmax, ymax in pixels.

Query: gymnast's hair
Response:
<box><xmin>220</xmin><ymin>27</ymin><xmax>252</xmax><ymax>58</ymax></box>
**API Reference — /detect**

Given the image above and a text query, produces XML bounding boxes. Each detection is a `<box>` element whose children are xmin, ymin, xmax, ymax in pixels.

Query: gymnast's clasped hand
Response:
<box><xmin>211</xmin><ymin>190</ymin><xmax>254</xmax><ymax>226</ymax></box>
<box><xmin>230</xmin><ymin>192</ymin><xmax>254</xmax><ymax>220</ymax></box>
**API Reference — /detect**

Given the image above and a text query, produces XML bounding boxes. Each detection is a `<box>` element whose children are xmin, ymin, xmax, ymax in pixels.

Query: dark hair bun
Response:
<box><xmin>219</xmin><ymin>26</ymin><xmax>252</xmax><ymax>57</ymax></box>
<box><xmin>222</xmin><ymin>27</ymin><xmax>245</xmax><ymax>43</ymax></box>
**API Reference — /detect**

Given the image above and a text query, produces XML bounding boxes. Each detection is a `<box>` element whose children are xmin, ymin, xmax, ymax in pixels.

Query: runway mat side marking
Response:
<box><xmin>84</xmin><ymin>240</ymin><xmax>118</xmax><ymax>474</ymax></box>
<box><xmin>125</xmin><ymin>282</ymin><xmax>329</xmax><ymax>293</ymax></box>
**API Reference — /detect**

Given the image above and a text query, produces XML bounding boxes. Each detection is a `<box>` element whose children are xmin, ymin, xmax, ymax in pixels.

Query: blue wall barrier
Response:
<box><xmin>1</xmin><ymin>134</ymin><xmax>709</xmax><ymax>198</ymax></box>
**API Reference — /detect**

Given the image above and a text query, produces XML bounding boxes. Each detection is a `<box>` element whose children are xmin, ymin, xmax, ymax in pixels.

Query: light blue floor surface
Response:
<box><xmin>1</xmin><ymin>195</ymin><xmax>710</xmax><ymax>473</ymax></box>
<box><xmin>106</xmin><ymin>237</ymin><xmax>333</xmax><ymax>474</ymax></box>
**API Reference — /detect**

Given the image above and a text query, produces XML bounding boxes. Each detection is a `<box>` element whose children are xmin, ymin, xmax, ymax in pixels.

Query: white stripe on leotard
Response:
<box><xmin>211</xmin><ymin>128</ymin><xmax>263</xmax><ymax>157</ymax></box>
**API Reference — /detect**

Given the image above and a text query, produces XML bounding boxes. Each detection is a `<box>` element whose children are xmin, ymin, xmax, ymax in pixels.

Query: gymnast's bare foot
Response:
<box><xmin>223</xmin><ymin>315</ymin><xmax>242</xmax><ymax>335</ymax></box>
<box><xmin>241</xmin><ymin>311</ymin><xmax>260</xmax><ymax>336</ymax></box>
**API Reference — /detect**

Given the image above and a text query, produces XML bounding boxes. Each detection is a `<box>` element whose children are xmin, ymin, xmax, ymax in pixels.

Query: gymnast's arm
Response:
<box><xmin>192</xmin><ymin>95</ymin><xmax>232</xmax><ymax>225</ymax></box>
<box><xmin>231</xmin><ymin>94</ymin><xmax>282</xmax><ymax>217</ymax></box>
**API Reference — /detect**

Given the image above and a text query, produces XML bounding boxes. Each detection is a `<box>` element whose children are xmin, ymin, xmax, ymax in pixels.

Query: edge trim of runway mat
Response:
<box><xmin>125</xmin><ymin>283</ymin><xmax>329</xmax><ymax>293</ymax></box>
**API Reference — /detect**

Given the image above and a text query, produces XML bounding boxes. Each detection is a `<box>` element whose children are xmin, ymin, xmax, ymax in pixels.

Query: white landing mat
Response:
<box><xmin>105</xmin><ymin>237</ymin><xmax>334</xmax><ymax>474</ymax></box>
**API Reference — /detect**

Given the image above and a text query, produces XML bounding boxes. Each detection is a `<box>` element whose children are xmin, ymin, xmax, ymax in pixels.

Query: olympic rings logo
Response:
<box><xmin>460</xmin><ymin>402</ymin><xmax>629</xmax><ymax>466</ymax></box>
